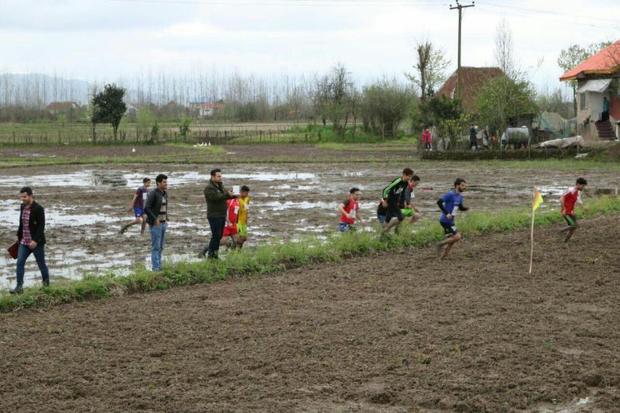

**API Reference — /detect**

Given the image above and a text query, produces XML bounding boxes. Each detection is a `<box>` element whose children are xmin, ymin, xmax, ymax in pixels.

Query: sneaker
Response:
<box><xmin>9</xmin><ymin>286</ymin><xmax>23</xmax><ymax>295</ymax></box>
<box><xmin>119</xmin><ymin>225</ymin><xmax>128</xmax><ymax>234</ymax></box>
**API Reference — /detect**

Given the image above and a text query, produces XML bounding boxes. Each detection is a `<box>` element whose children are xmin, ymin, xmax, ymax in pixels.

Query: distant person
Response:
<box><xmin>400</xmin><ymin>175</ymin><xmax>422</xmax><ymax>224</ymax></box>
<box><xmin>144</xmin><ymin>174</ymin><xmax>168</xmax><ymax>271</ymax></box>
<box><xmin>338</xmin><ymin>187</ymin><xmax>362</xmax><ymax>232</ymax></box>
<box><xmin>421</xmin><ymin>127</ymin><xmax>432</xmax><ymax>151</ymax></box>
<box><xmin>436</xmin><ymin>178</ymin><xmax>469</xmax><ymax>259</ymax></box>
<box><xmin>120</xmin><ymin>177</ymin><xmax>151</xmax><ymax>235</ymax></box>
<box><xmin>201</xmin><ymin>168</ymin><xmax>236</xmax><ymax>259</ymax></box>
<box><xmin>381</xmin><ymin>168</ymin><xmax>414</xmax><ymax>235</ymax></box>
<box><xmin>482</xmin><ymin>128</ymin><xmax>490</xmax><ymax>149</ymax></box>
<box><xmin>602</xmin><ymin>96</ymin><xmax>610</xmax><ymax>121</ymax></box>
<box><xmin>10</xmin><ymin>187</ymin><xmax>50</xmax><ymax>294</ymax></box>
<box><xmin>469</xmin><ymin>125</ymin><xmax>478</xmax><ymax>151</ymax></box>
<box><xmin>560</xmin><ymin>177</ymin><xmax>588</xmax><ymax>243</ymax></box>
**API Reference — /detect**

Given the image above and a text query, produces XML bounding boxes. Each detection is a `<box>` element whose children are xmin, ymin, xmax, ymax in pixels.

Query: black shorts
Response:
<box><xmin>440</xmin><ymin>221</ymin><xmax>458</xmax><ymax>236</ymax></box>
<box><xmin>564</xmin><ymin>214</ymin><xmax>577</xmax><ymax>227</ymax></box>
<box><xmin>385</xmin><ymin>207</ymin><xmax>404</xmax><ymax>223</ymax></box>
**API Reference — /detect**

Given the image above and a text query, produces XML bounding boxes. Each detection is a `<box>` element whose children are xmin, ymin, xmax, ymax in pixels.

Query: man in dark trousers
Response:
<box><xmin>11</xmin><ymin>187</ymin><xmax>50</xmax><ymax>294</ymax></box>
<box><xmin>201</xmin><ymin>168</ymin><xmax>237</xmax><ymax>259</ymax></box>
<box><xmin>144</xmin><ymin>174</ymin><xmax>168</xmax><ymax>271</ymax></box>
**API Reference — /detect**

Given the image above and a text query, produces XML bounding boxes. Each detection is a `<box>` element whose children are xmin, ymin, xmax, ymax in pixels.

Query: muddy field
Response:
<box><xmin>0</xmin><ymin>215</ymin><xmax>619</xmax><ymax>412</ymax></box>
<box><xmin>1</xmin><ymin>161</ymin><xmax>619</xmax><ymax>289</ymax></box>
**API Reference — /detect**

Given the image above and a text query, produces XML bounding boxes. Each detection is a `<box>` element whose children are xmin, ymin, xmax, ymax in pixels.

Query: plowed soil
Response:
<box><xmin>1</xmin><ymin>215</ymin><xmax>619</xmax><ymax>412</ymax></box>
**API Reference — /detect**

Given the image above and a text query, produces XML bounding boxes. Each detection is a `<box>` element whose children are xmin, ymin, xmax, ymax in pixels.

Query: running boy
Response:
<box><xmin>436</xmin><ymin>178</ymin><xmax>469</xmax><ymax>259</ymax></box>
<box><xmin>381</xmin><ymin>168</ymin><xmax>414</xmax><ymax>234</ymax></box>
<box><xmin>338</xmin><ymin>187</ymin><xmax>362</xmax><ymax>232</ymax></box>
<box><xmin>120</xmin><ymin>177</ymin><xmax>151</xmax><ymax>234</ymax></box>
<box><xmin>560</xmin><ymin>177</ymin><xmax>587</xmax><ymax>242</ymax></box>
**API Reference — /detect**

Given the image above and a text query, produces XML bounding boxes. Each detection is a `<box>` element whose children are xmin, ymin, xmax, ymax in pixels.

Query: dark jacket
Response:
<box><xmin>204</xmin><ymin>180</ymin><xmax>234</xmax><ymax>218</ymax></box>
<box><xmin>17</xmin><ymin>201</ymin><xmax>46</xmax><ymax>246</ymax></box>
<box><xmin>144</xmin><ymin>189</ymin><xmax>168</xmax><ymax>225</ymax></box>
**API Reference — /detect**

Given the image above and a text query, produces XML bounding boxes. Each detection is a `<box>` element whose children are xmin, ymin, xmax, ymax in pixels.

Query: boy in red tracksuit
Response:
<box><xmin>223</xmin><ymin>197</ymin><xmax>240</xmax><ymax>248</ymax></box>
<box><xmin>560</xmin><ymin>177</ymin><xmax>587</xmax><ymax>242</ymax></box>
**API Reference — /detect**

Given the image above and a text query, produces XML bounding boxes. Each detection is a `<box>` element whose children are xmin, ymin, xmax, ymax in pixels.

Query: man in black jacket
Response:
<box><xmin>11</xmin><ymin>187</ymin><xmax>50</xmax><ymax>294</ymax></box>
<box><xmin>144</xmin><ymin>174</ymin><xmax>168</xmax><ymax>271</ymax></box>
<box><xmin>201</xmin><ymin>168</ymin><xmax>236</xmax><ymax>259</ymax></box>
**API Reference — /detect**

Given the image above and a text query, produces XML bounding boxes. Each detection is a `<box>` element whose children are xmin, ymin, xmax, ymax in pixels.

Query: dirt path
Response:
<box><xmin>1</xmin><ymin>216</ymin><xmax>619</xmax><ymax>412</ymax></box>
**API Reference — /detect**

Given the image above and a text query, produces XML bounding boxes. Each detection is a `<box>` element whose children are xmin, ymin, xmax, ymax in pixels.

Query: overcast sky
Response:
<box><xmin>1</xmin><ymin>0</ymin><xmax>618</xmax><ymax>93</ymax></box>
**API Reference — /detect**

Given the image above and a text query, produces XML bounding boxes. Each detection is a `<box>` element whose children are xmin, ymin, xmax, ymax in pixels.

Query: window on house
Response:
<box><xmin>579</xmin><ymin>93</ymin><xmax>586</xmax><ymax>111</ymax></box>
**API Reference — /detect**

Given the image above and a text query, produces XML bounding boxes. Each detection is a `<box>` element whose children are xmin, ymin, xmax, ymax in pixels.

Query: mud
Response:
<box><xmin>0</xmin><ymin>215</ymin><xmax>619</xmax><ymax>412</ymax></box>
<box><xmin>1</xmin><ymin>162</ymin><xmax>619</xmax><ymax>288</ymax></box>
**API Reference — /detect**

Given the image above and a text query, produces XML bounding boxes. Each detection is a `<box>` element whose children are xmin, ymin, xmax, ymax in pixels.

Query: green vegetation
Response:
<box><xmin>1</xmin><ymin>195</ymin><xmax>618</xmax><ymax>313</ymax></box>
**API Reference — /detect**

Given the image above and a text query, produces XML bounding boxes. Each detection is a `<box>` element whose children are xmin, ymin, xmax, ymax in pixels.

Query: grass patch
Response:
<box><xmin>1</xmin><ymin>195</ymin><xmax>619</xmax><ymax>313</ymax></box>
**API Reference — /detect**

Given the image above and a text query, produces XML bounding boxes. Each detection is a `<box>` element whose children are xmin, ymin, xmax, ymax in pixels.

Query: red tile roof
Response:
<box><xmin>436</xmin><ymin>67</ymin><xmax>505</xmax><ymax>113</ymax></box>
<box><xmin>560</xmin><ymin>41</ymin><xmax>620</xmax><ymax>81</ymax></box>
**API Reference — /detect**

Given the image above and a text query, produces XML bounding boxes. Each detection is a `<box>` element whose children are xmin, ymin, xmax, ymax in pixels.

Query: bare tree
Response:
<box><xmin>494</xmin><ymin>19</ymin><xmax>517</xmax><ymax>79</ymax></box>
<box><xmin>406</xmin><ymin>41</ymin><xmax>450</xmax><ymax>101</ymax></box>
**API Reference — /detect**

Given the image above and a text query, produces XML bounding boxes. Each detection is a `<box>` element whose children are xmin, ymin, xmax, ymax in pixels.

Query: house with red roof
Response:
<box><xmin>436</xmin><ymin>67</ymin><xmax>505</xmax><ymax>113</ymax></box>
<box><xmin>560</xmin><ymin>41</ymin><xmax>620</xmax><ymax>140</ymax></box>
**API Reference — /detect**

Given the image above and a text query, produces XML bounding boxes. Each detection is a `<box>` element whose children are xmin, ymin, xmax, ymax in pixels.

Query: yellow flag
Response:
<box><xmin>532</xmin><ymin>190</ymin><xmax>543</xmax><ymax>211</ymax></box>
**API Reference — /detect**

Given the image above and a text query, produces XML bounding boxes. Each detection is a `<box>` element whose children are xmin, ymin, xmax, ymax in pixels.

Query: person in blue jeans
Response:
<box><xmin>144</xmin><ymin>174</ymin><xmax>168</xmax><ymax>271</ymax></box>
<box><xmin>201</xmin><ymin>168</ymin><xmax>237</xmax><ymax>259</ymax></box>
<box><xmin>10</xmin><ymin>186</ymin><xmax>50</xmax><ymax>294</ymax></box>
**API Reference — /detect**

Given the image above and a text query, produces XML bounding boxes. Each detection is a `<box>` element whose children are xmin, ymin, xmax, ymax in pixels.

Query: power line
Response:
<box><xmin>107</xmin><ymin>0</ymin><xmax>443</xmax><ymax>5</ymax></box>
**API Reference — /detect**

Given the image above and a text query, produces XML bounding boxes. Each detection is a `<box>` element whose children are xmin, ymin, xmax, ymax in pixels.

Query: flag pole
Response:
<box><xmin>529</xmin><ymin>188</ymin><xmax>535</xmax><ymax>274</ymax></box>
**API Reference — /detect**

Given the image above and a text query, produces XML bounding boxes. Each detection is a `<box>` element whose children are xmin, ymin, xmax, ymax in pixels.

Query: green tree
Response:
<box><xmin>411</xmin><ymin>95</ymin><xmax>462</xmax><ymax>133</ymax></box>
<box><xmin>92</xmin><ymin>84</ymin><xmax>127</xmax><ymax>141</ymax></box>
<box><xmin>476</xmin><ymin>76</ymin><xmax>538</xmax><ymax>135</ymax></box>
<box><xmin>361</xmin><ymin>79</ymin><xmax>414</xmax><ymax>139</ymax></box>
<box><xmin>312</xmin><ymin>64</ymin><xmax>355</xmax><ymax>136</ymax></box>
<box><xmin>405</xmin><ymin>41</ymin><xmax>450</xmax><ymax>100</ymax></box>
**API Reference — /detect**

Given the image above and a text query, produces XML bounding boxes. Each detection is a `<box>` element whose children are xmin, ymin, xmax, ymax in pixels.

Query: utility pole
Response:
<box><xmin>450</xmin><ymin>1</ymin><xmax>475</xmax><ymax>100</ymax></box>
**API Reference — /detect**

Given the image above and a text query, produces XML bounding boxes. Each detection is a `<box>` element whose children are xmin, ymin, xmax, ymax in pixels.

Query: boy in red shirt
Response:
<box><xmin>560</xmin><ymin>177</ymin><xmax>587</xmax><ymax>242</ymax></box>
<box><xmin>223</xmin><ymin>197</ymin><xmax>240</xmax><ymax>248</ymax></box>
<box><xmin>338</xmin><ymin>187</ymin><xmax>362</xmax><ymax>232</ymax></box>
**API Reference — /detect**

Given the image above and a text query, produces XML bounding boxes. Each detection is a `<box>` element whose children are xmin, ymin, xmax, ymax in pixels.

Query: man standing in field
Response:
<box><xmin>10</xmin><ymin>187</ymin><xmax>50</xmax><ymax>294</ymax></box>
<box><xmin>201</xmin><ymin>168</ymin><xmax>237</xmax><ymax>259</ymax></box>
<box><xmin>338</xmin><ymin>187</ymin><xmax>362</xmax><ymax>232</ymax></box>
<box><xmin>381</xmin><ymin>168</ymin><xmax>414</xmax><ymax>235</ymax></box>
<box><xmin>436</xmin><ymin>178</ymin><xmax>469</xmax><ymax>259</ymax></box>
<box><xmin>560</xmin><ymin>177</ymin><xmax>587</xmax><ymax>242</ymax></box>
<box><xmin>401</xmin><ymin>175</ymin><xmax>422</xmax><ymax>224</ymax></box>
<box><xmin>120</xmin><ymin>177</ymin><xmax>151</xmax><ymax>235</ymax></box>
<box><xmin>144</xmin><ymin>174</ymin><xmax>168</xmax><ymax>271</ymax></box>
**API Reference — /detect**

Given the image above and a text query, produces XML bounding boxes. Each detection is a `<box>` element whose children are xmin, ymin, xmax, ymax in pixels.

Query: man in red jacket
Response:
<box><xmin>11</xmin><ymin>187</ymin><xmax>50</xmax><ymax>294</ymax></box>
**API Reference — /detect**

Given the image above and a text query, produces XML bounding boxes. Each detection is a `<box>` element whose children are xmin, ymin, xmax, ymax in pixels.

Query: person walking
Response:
<box><xmin>436</xmin><ymin>178</ymin><xmax>469</xmax><ymax>259</ymax></box>
<box><xmin>201</xmin><ymin>168</ymin><xmax>236</xmax><ymax>259</ymax></box>
<box><xmin>144</xmin><ymin>174</ymin><xmax>168</xmax><ymax>271</ymax></box>
<box><xmin>120</xmin><ymin>177</ymin><xmax>151</xmax><ymax>235</ymax></box>
<box><xmin>10</xmin><ymin>187</ymin><xmax>50</xmax><ymax>294</ymax></box>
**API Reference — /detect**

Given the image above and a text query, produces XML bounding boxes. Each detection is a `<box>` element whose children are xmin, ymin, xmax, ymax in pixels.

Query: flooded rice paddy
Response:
<box><xmin>0</xmin><ymin>163</ymin><xmax>618</xmax><ymax>289</ymax></box>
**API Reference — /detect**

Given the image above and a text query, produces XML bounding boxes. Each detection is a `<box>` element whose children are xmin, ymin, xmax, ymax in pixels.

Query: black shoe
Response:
<box><xmin>9</xmin><ymin>286</ymin><xmax>23</xmax><ymax>295</ymax></box>
<box><xmin>207</xmin><ymin>254</ymin><xmax>219</xmax><ymax>260</ymax></box>
<box><xmin>198</xmin><ymin>250</ymin><xmax>206</xmax><ymax>259</ymax></box>
<box><xmin>42</xmin><ymin>280</ymin><xmax>50</xmax><ymax>288</ymax></box>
